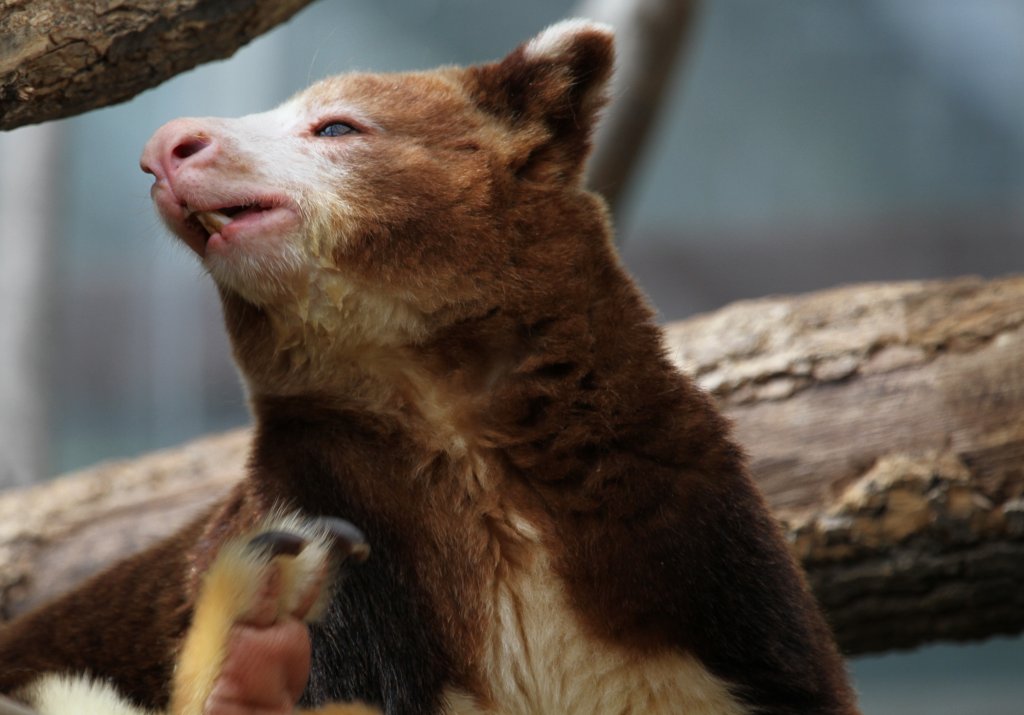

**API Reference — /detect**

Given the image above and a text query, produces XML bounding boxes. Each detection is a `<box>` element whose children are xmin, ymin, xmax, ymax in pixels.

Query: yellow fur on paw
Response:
<box><xmin>170</xmin><ymin>510</ymin><xmax>366</xmax><ymax>715</ymax></box>
<box><xmin>13</xmin><ymin>513</ymin><xmax>370</xmax><ymax>715</ymax></box>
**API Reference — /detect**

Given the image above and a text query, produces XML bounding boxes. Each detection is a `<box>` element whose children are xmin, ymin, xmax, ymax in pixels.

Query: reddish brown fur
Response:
<box><xmin>0</xmin><ymin>518</ymin><xmax>201</xmax><ymax>703</ymax></box>
<box><xmin>1</xmin><ymin>22</ymin><xmax>858</xmax><ymax>715</ymax></box>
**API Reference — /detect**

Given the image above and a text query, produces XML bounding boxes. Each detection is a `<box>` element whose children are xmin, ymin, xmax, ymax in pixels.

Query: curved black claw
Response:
<box><xmin>246</xmin><ymin>530</ymin><xmax>308</xmax><ymax>560</ymax></box>
<box><xmin>319</xmin><ymin>517</ymin><xmax>371</xmax><ymax>564</ymax></box>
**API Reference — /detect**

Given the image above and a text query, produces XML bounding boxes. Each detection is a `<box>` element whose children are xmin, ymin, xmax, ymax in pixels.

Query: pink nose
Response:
<box><xmin>140</xmin><ymin>119</ymin><xmax>216</xmax><ymax>180</ymax></box>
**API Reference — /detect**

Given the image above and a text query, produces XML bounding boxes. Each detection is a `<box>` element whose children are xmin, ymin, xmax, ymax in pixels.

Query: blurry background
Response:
<box><xmin>0</xmin><ymin>0</ymin><xmax>1022</xmax><ymax>712</ymax></box>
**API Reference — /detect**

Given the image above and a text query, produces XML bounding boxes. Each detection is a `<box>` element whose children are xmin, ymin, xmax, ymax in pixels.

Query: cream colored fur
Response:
<box><xmin>524</xmin><ymin>19</ymin><xmax>614</xmax><ymax>60</ymax></box>
<box><xmin>20</xmin><ymin>674</ymin><xmax>154</xmax><ymax>715</ymax></box>
<box><xmin>443</xmin><ymin>505</ymin><xmax>750</xmax><ymax>715</ymax></box>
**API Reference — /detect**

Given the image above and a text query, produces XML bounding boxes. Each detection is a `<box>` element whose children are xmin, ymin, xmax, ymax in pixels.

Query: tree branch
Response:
<box><xmin>574</xmin><ymin>0</ymin><xmax>699</xmax><ymax>218</ymax></box>
<box><xmin>2</xmin><ymin>276</ymin><xmax>1023</xmax><ymax>656</ymax></box>
<box><xmin>667</xmin><ymin>275</ymin><xmax>1024</xmax><ymax>652</ymax></box>
<box><xmin>0</xmin><ymin>0</ymin><xmax>317</xmax><ymax>130</ymax></box>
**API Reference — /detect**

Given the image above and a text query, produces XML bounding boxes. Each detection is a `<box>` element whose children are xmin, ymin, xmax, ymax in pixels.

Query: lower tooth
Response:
<box><xmin>196</xmin><ymin>211</ymin><xmax>230</xmax><ymax>234</ymax></box>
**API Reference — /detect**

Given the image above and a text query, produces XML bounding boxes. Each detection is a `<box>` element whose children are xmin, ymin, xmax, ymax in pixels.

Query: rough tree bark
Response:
<box><xmin>0</xmin><ymin>0</ymin><xmax>317</xmax><ymax>130</ymax></box>
<box><xmin>666</xmin><ymin>275</ymin><xmax>1024</xmax><ymax>654</ymax></box>
<box><xmin>2</xmin><ymin>275</ymin><xmax>1022</xmax><ymax>656</ymax></box>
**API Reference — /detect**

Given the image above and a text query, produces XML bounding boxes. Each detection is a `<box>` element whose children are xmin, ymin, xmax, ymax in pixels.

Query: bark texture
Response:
<box><xmin>2</xmin><ymin>276</ymin><xmax>1023</xmax><ymax>656</ymax></box>
<box><xmin>667</xmin><ymin>275</ymin><xmax>1024</xmax><ymax>653</ymax></box>
<box><xmin>0</xmin><ymin>431</ymin><xmax>245</xmax><ymax>620</ymax></box>
<box><xmin>0</xmin><ymin>0</ymin><xmax>316</xmax><ymax>130</ymax></box>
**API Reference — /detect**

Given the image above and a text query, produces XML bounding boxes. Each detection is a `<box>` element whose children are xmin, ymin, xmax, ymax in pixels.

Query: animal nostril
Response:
<box><xmin>172</xmin><ymin>136</ymin><xmax>211</xmax><ymax>161</ymax></box>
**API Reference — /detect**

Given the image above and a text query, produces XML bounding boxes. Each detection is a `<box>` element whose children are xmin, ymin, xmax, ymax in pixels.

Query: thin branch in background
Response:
<box><xmin>0</xmin><ymin>125</ymin><xmax>58</xmax><ymax>488</ymax></box>
<box><xmin>574</xmin><ymin>0</ymin><xmax>699</xmax><ymax>225</ymax></box>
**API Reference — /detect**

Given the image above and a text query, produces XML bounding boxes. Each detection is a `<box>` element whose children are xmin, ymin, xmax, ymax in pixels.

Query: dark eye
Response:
<box><xmin>316</xmin><ymin>121</ymin><xmax>358</xmax><ymax>138</ymax></box>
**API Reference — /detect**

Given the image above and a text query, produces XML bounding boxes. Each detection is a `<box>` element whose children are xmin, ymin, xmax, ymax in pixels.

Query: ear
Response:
<box><xmin>468</xmin><ymin>19</ymin><xmax>615</xmax><ymax>183</ymax></box>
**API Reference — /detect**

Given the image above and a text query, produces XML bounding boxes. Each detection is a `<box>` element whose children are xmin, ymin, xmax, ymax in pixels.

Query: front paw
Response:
<box><xmin>171</xmin><ymin>513</ymin><xmax>369</xmax><ymax>715</ymax></box>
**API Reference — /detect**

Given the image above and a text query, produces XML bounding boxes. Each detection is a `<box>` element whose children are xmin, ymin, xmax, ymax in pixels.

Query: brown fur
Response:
<box><xmin>1</xmin><ymin>21</ymin><xmax>858</xmax><ymax>715</ymax></box>
<box><xmin>0</xmin><ymin>518</ymin><xmax>201</xmax><ymax>703</ymax></box>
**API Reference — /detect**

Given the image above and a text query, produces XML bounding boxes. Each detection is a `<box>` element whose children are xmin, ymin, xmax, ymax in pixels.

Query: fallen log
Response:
<box><xmin>2</xmin><ymin>275</ymin><xmax>1023</xmax><ymax>655</ymax></box>
<box><xmin>667</xmin><ymin>275</ymin><xmax>1024</xmax><ymax>653</ymax></box>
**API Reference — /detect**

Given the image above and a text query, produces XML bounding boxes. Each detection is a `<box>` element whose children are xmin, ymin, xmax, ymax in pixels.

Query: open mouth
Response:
<box><xmin>185</xmin><ymin>203</ymin><xmax>272</xmax><ymax>239</ymax></box>
<box><xmin>173</xmin><ymin>197</ymin><xmax>301</xmax><ymax>259</ymax></box>
<box><xmin>149</xmin><ymin>177</ymin><xmax>299</xmax><ymax>259</ymax></box>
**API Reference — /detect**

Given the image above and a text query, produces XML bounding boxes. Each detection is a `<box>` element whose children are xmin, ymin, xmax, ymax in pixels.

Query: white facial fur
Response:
<box><xmin>143</xmin><ymin>83</ymin><xmax>433</xmax><ymax>359</ymax></box>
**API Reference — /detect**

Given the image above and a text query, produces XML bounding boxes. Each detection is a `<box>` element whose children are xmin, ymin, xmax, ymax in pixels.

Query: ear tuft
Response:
<box><xmin>524</xmin><ymin>18</ymin><xmax>615</xmax><ymax>63</ymax></box>
<box><xmin>467</xmin><ymin>18</ymin><xmax>616</xmax><ymax>183</ymax></box>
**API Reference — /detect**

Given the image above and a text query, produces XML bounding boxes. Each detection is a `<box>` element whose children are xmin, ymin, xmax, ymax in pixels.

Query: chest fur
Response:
<box><xmin>254</xmin><ymin>397</ymin><xmax>751</xmax><ymax>714</ymax></box>
<box><xmin>436</xmin><ymin>460</ymin><xmax>748</xmax><ymax>715</ymax></box>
